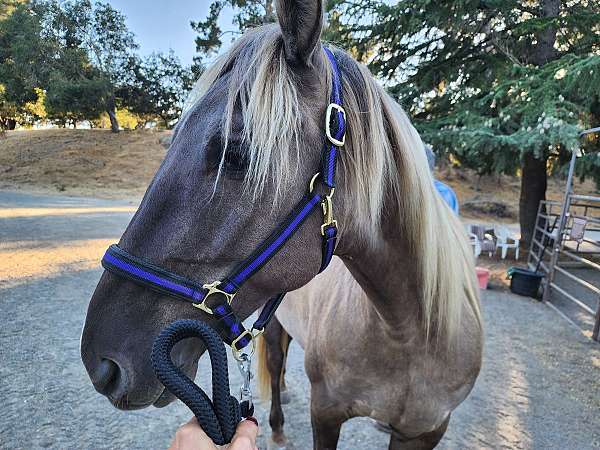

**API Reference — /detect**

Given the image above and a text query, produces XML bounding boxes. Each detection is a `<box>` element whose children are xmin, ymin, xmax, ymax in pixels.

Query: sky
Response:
<box><xmin>106</xmin><ymin>0</ymin><xmax>234</xmax><ymax>66</ymax></box>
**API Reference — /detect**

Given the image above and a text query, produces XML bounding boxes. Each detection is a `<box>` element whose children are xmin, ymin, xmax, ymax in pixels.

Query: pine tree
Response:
<box><xmin>332</xmin><ymin>0</ymin><xmax>600</xmax><ymax>246</ymax></box>
<box><xmin>190</xmin><ymin>0</ymin><xmax>276</xmax><ymax>74</ymax></box>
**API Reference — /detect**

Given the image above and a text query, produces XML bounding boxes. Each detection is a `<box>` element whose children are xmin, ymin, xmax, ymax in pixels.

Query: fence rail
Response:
<box><xmin>529</xmin><ymin>196</ymin><xmax>600</xmax><ymax>341</ymax></box>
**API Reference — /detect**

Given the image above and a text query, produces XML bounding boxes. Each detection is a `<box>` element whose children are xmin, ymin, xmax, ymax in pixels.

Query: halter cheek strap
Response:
<box><xmin>100</xmin><ymin>46</ymin><xmax>345</xmax><ymax>357</ymax></box>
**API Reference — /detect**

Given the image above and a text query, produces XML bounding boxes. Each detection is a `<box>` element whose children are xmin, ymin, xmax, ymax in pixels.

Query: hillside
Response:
<box><xmin>1</xmin><ymin>129</ymin><xmax>597</xmax><ymax>219</ymax></box>
<box><xmin>0</xmin><ymin>129</ymin><xmax>169</xmax><ymax>199</ymax></box>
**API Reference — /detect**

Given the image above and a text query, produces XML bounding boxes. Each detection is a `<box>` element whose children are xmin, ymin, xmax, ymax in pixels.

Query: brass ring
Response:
<box><xmin>309</xmin><ymin>172</ymin><xmax>321</xmax><ymax>194</ymax></box>
<box><xmin>231</xmin><ymin>330</ymin><xmax>256</xmax><ymax>361</ymax></box>
<box><xmin>308</xmin><ymin>172</ymin><xmax>335</xmax><ymax>198</ymax></box>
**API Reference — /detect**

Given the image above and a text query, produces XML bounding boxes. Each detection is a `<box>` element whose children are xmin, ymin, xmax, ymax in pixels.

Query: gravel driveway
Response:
<box><xmin>1</xmin><ymin>190</ymin><xmax>599</xmax><ymax>450</ymax></box>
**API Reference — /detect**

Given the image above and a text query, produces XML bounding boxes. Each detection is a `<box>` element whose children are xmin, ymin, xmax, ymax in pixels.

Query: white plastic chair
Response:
<box><xmin>570</xmin><ymin>217</ymin><xmax>587</xmax><ymax>242</ymax></box>
<box><xmin>467</xmin><ymin>229</ymin><xmax>481</xmax><ymax>257</ymax></box>
<box><xmin>495</xmin><ymin>225</ymin><xmax>520</xmax><ymax>259</ymax></box>
<box><xmin>466</xmin><ymin>224</ymin><xmax>495</xmax><ymax>257</ymax></box>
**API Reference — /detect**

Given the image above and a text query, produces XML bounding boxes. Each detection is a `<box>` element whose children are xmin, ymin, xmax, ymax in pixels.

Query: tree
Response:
<box><xmin>43</xmin><ymin>0</ymin><xmax>138</xmax><ymax>132</ymax></box>
<box><xmin>0</xmin><ymin>0</ymin><xmax>139</xmax><ymax>131</ymax></box>
<box><xmin>0</xmin><ymin>1</ymin><xmax>55</xmax><ymax>128</ymax></box>
<box><xmin>190</xmin><ymin>0</ymin><xmax>275</xmax><ymax>73</ymax></box>
<box><xmin>0</xmin><ymin>0</ymin><xmax>26</xmax><ymax>20</ymax></box>
<box><xmin>331</xmin><ymin>0</ymin><xmax>600</xmax><ymax>246</ymax></box>
<box><xmin>44</xmin><ymin>73</ymin><xmax>110</xmax><ymax>126</ymax></box>
<box><xmin>119</xmin><ymin>52</ymin><xmax>193</xmax><ymax>128</ymax></box>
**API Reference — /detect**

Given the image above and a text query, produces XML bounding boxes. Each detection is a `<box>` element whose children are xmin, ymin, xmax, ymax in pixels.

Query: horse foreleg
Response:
<box><xmin>309</xmin><ymin>383</ymin><xmax>346</xmax><ymax>450</ymax></box>
<box><xmin>310</xmin><ymin>407</ymin><xmax>345</xmax><ymax>450</ymax></box>
<box><xmin>263</xmin><ymin>319</ymin><xmax>290</xmax><ymax>448</ymax></box>
<box><xmin>388</xmin><ymin>415</ymin><xmax>450</xmax><ymax>450</ymax></box>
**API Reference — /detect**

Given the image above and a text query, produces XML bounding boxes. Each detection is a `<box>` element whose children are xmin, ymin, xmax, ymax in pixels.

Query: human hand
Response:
<box><xmin>168</xmin><ymin>417</ymin><xmax>259</xmax><ymax>450</ymax></box>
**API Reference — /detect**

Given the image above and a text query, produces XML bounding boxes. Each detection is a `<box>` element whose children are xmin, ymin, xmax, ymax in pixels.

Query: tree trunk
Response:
<box><xmin>106</xmin><ymin>95</ymin><xmax>119</xmax><ymax>133</ymax></box>
<box><xmin>519</xmin><ymin>152</ymin><xmax>547</xmax><ymax>247</ymax></box>
<box><xmin>532</xmin><ymin>0</ymin><xmax>559</xmax><ymax>66</ymax></box>
<box><xmin>518</xmin><ymin>0</ymin><xmax>559</xmax><ymax>247</ymax></box>
<box><xmin>2</xmin><ymin>118</ymin><xmax>16</xmax><ymax>130</ymax></box>
<box><xmin>107</xmin><ymin>108</ymin><xmax>119</xmax><ymax>133</ymax></box>
<box><xmin>265</xmin><ymin>0</ymin><xmax>275</xmax><ymax>21</ymax></box>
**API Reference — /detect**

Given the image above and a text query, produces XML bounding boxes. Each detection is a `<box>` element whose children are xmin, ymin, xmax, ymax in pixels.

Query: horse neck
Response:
<box><xmin>338</xmin><ymin>223</ymin><xmax>424</xmax><ymax>338</ymax></box>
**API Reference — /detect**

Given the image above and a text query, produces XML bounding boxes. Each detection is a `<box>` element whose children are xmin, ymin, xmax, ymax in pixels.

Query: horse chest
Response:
<box><xmin>274</xmin><ymin>258</ymin><xmax>478</xmax><ymax>435</ymax></box>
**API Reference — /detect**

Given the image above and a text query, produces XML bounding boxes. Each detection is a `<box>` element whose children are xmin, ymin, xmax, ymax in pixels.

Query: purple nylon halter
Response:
<box><xmin>101</xmin><ymin>46</ymin><xmax>345</xmax><ymax>354</ymax></box>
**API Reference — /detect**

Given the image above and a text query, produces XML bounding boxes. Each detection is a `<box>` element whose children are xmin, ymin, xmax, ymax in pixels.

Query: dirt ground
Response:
<box><xmin>0</xmin><ymin>129</ymin><xmax>168</xmax><ymax>198</ymax></box>
<box><xmin>2</xmin><ymin>129</ymin><xmax>598</xmax><ymax>216</ymax></box>
<box><xmin>1</xmin><ymin>128</ymin><xmax>596</xmax><ymax>289</ymax></box>
<box><xmin>439</xmin><ymin>165</ymin><xmax>599</xmax><ymax>223</ymax></box>
<box><xmin>1</xmin><ymin>190</ymin><xmax>599</xmax><ymax>450</ymax></box>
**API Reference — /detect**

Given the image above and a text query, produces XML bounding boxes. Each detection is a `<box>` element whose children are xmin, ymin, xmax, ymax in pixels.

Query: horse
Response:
<box><xmin>80</xmin><ymin>0</ymin><xmax>483</xmax><ymax>448</ymax></box>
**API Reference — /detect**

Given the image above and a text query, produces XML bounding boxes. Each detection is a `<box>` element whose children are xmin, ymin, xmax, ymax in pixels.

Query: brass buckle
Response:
<box><xmin>231</xmin><ymin>330</ymin><xmax>256</xmax><ymax>361</ymax></box>
<box><xmin>251</xmin><ymin>327</ymin><xmax>265</xmax><ymax>338</ymax></box>
<box><xmin>325</xmin><ymin>103</ymin><xmax>346</xmax><ymax>147</ymax></box>
<box><xmin>193</xmin><ymin>281</ymin><xmax>236</xmax><ymax>315</ymax></box>
<box><xmin>320</xmin><ymin>193</ymin><xmax>337</xmax><ymax>236</ymax></box>
<box><xmin>232</xmin><ymin>327</ymin><xmax>266</xmax><ymax>361</ymax></box>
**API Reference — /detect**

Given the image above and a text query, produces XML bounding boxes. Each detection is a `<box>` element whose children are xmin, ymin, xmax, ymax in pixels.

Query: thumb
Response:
<box><xmin>229</xmin><ymin>418</ymin><xmax>259</xmax><ymax>450</ymax></box>
<box><xmin>169</xmin><ymin>417</ymin><xmax>216</xmax><ymax>450</ymax></box>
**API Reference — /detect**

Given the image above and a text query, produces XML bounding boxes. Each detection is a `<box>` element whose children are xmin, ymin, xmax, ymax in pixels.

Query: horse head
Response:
<box><xmin>81</xmin><ymin>0</ymin><xmax>342</xmax><ymax>409</ymax></box>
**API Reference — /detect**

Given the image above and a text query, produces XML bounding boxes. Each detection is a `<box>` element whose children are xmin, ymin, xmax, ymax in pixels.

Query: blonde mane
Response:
<box><xmin>184</xmin><ymin>25</ymin><xmax>482</xmax><ymax>343</ymax></box>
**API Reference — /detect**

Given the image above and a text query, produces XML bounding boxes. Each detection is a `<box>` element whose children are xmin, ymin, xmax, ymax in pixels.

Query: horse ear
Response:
<box><xmin>276</xmin><ymin>0</ymin><xmax>323</xmax><ymax>66</ymax></box>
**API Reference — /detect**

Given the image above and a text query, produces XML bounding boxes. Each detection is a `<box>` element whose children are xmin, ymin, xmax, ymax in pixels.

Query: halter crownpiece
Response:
<box><xmin>101</xmin><ymin>46</ymin><xmax>345</xmax><ymax>357</ymax></box>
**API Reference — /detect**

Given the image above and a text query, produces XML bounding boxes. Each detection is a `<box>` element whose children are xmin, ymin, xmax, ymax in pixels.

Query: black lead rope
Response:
<box><xmin>151</xmin><ymin>320</ymin><xmax>253</xmax><ymax>445</ymax></box>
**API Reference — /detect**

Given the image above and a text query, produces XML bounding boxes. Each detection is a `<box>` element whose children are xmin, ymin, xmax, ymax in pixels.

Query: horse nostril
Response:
<box><xmin>92</xmin><ymin>358</ymin><xmax>120</xmax><ymax>395</ymax></box>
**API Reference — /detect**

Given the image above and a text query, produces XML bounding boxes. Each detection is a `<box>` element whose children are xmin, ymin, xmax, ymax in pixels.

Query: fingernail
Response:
<box><xmin>245</xmin><ymin>416</ymin><xmax>258</xmax><ymax>427</ymax></box>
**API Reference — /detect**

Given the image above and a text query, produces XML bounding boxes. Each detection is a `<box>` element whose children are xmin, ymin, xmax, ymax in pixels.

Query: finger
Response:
<box><xmin>168</xmin><ymin>417</ymin><xmax>216</xmax><ymax>450</ymax></box>
<box><xmin>229</xmin><ymin>418</ymin><xmax>259</xmax><ymax>450</ymax></box>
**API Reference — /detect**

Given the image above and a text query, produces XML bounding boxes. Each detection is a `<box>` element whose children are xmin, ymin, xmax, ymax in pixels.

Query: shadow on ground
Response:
<box><xmin>1</xmin><ymin>191</ymin><xmax>599</xmax><ymax>449</ymax></box>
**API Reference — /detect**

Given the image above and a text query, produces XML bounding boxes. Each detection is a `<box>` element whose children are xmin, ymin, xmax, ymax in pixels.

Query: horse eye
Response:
<box><xmin>222</xmin><ymin>143</ymin><xmax>248</xmax><ymax>177</ymax></box>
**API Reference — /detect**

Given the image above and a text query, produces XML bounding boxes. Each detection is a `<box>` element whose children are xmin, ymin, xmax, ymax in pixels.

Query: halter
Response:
<box><xmin>100</xmin><ymin>47</ymin><xmax>345</xmax><ymax>359</ymax></box>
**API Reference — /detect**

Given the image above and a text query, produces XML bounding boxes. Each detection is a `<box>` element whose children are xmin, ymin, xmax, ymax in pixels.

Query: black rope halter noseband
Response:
<box><xmin>99</xmin><ymin>47</ymin><xmax>345</xmax><ymax>444</ymax></box>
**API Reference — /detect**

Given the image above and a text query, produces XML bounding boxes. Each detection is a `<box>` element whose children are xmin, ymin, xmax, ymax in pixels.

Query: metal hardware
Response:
<box><xmin>309</xmin><ymin>172</ymin><xmax>335</xmax><ymax>197</ymax></box>
<box><xmin>193</xmin><ymin>281</ymin><xmax>236</xmax><ymax>315</ymax></box>
<box><xmin>231</xmin><ymin>330</ymin><xmax>255</xmax><ymax>361</ymax></box>
<box><xmin>236</xmin><ymin>353</ymin><xmax>253</xmax><ymax>410</ymax></box>
<box><xmin>309</xmin><ymin>172</ymin><xmax>320</xmax><ymax>194</ymax></box>
<box><xmin>251</xmin><ymin>326</ymin><xmax>265</xmax><ymax>338</ymax></box>
<box><xmin>320</xmin><ymin>194</ymin><xmax>337</xmax><ymax>235</ymax></box>
<box><xmin>325</xmin><ymin>103</ymin><xmax>346</xmax><ymax>147</ymax></box>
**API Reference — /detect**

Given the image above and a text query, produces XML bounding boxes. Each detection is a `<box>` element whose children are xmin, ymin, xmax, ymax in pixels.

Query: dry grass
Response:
<box><xmin>0</xmin><ymin>129</ymin><xmax>169</xmax><ymax>199</ymax></box>
<box><xmin>437</xmin><ymin>165</ymin><xmax>599</xmax><ymax>223</ymax></box>
<box><xmin>1</xmin><ymin>129</ymin><xmax>598</xmax><ymax>219</ymax></box>
<box><xmin>3</xmin><ymin>129</ymin><xmax>596</xmax><ymax>291</ymax></box>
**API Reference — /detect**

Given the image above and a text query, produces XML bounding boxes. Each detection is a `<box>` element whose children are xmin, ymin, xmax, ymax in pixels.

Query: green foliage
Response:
<box><xmin>39</xmin><ymin>0</ymin><xmax>139</xmax><ymax>130</ymax></box>
<box><xmin>0</xmin><ymin>1</ymin><xmax>121</xmax><ymax>126</ymax></box>
<box><xmin>0</xmin><ymin>0</ymin><xmax>191</xmax><ymax>129</ymax></box>
<box><xmin>0</xmin><ymin>0</ymin><xmax>26</xmax><ymax>20</ymax></box>
<box><xmin>190</xmin><ymin>0</ymin><xmax>275</xmax><ymax>73</ymax></box>
<box><xmin>52</xmin><ymin>0</ymin><xmax>137</xmax><ymax>80</ymax></box>
<box><xmin>44</xmin><ymin>73</ymin><xmax>110</xmax><ymax>125</ymax></box>
<box><xmin>335</xmin><ymin>0</ymin><xmax>600</xmax><ymax>179</ymax></box>
<box><xmin>119</xmin><ymin>52</ymin><xmax>194</xmax><ymax>128</ymax></box>
<box><xmin>0</xmin><ymin>2</ymin><xmax>53</xmax><ymax>112</ymax></box>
